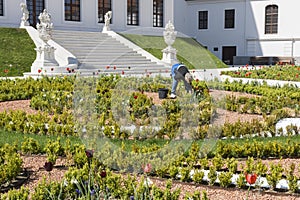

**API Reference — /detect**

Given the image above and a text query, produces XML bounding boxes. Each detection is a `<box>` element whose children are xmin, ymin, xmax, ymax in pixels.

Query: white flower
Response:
<box><xmin>71</xmin><ymin>178</ymin><xmax>78</xmax><ymax>184</ymax></box>
<box><xmin>144</xmin><ymin>177</ymin><xmax>153</xmax><ymax>187</ymax></box>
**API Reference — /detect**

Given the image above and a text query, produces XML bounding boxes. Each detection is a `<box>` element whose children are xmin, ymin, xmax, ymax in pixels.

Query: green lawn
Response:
<box><xmin>0</xmin><ymin>27</ymin><xmax>35</xmax><ymax>77</ymax></box>
<box><xmin>120</xmin><ymin>34</ymin><xmax>227</xmax><ymax>69</ymax></box>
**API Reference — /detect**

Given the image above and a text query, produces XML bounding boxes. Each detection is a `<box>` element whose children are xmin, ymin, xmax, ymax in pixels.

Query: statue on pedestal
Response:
<box><xmin>31</xmin><ymin>9</ymin><xmax>58</xmax><ymax>73</ymax></box>
<box><xmin>102</xmin><ymin>11</ymin><xmax>112</xmax><ymax>32</ymax></box>
<box><xmin>161</xmin><ymin>20</ymin><xmax>178</xmax><ymax>65</ymax></box>
<box><xmin>20</xmin><ymin>2</ymin><xmax>29</xmax><ymax>27</ymax></box>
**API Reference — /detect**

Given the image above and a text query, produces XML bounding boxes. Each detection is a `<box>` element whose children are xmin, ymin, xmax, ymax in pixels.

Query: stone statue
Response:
<box><xmin>102</xmin><ymin>11</ymin><xmax>112</xmax><ymax>32</ymax></box>
<box><xmin>36</xmin><ymin>9</ymin><xmax>53</xmax><ymax>43</ymax></box>
<box><xmin>20</xmin><ymin>2</ymin><xmax>29</xmax><ymax>27</ymax></box>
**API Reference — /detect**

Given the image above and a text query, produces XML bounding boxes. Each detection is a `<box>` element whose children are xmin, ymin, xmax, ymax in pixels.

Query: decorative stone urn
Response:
<box><xmin>31</xmin><ymin>9</ymin><xmax>58</xmax><ymax>74</ymax></box>
<box><xmin>161</xmin><ymin>20</ymin><xmax>178</xmax><ymax>65</ymax></box>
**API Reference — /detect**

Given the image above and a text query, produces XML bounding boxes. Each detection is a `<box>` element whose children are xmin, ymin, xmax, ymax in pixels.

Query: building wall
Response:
<box><xmin>1</xmin><ymin>0</ymin><xmax>300</xmax><ymax>62</ymax></box>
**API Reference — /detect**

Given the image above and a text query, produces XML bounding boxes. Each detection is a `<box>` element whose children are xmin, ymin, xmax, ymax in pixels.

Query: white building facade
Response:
<box><xmin>0</xmin><ymin>0</ymin><xmax>299</xmax><ymax>65</ymax></box>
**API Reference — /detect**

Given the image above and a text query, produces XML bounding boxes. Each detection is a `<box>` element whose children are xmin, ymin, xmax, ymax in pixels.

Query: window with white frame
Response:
<box><xmin>153</xmin><ymin>0</ymin><xmax>163</xmax><ymax>27</ymax></box>
<box><xmin>224</xmin><ymin>9</ymin><xmax>235</xmax><ymax>29</ymax></box>
<box><xmin>198</xmin><ymin>10</ymin><xmax>208</xmax><ymax>29</ymax></box>
<box><xmin>127</xmin><ymin>0</ymin><xmax>139</xmax><ymax>25</ymax></box>
<box><xmin>65</xmin><ymin>0</ymin><xmax>80</xmax><ymax>21</ymax></box>
<box><xmin>98</xmin><ymin>0</ymin><xmax>111</xmax><ymax>23</ymax></box>
<box><xmin>0</xmin><ymin>0</ymin><xmax>3</xmax><ymax>16</ymax></box>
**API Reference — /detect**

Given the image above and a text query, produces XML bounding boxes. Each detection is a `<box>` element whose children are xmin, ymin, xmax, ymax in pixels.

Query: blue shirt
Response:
<box><xmin>171</xmin><ymin>63</ymin><xmax>185</xmax><ymax>76</ymax></box>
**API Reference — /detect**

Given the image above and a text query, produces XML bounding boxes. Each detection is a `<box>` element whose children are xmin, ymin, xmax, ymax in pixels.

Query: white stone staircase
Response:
<box><xmin>51</xmin><ymin>30</ymin><xmax>170</xmax><ymax>76</ymax></box>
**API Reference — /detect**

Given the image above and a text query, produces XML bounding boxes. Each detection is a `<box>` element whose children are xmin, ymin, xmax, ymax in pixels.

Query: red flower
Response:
<box><xmin>121</xmin><ymin>71</ymin><xmax>125</xmax><ymax>75</ymax></box>
<box><xmin>38</xmin><ymin>69</ymin><xmax>42</xmax><ymax>73</ymax></box>
<box><xmin>143</xmin><ymin>163</ymin><xmax>152</xmax><ymax>173</ymax></box>
<box><xmin>196</xmin><ymin>79</ymin><xmax>199</xmax><ymax>82</ymax></box>
<box><xmin>100</xmin><ymin>170</ymin><xmax>107</xmax><ymax>178</ymax></box>
<box><xmin>296</xmin><ymin>74</ymin><xmax>299</xmax><ymax>78</ymax></box>
<box><xmin>66</xmin><ymin>67</ymin><xmax>70</xmax><ymax>71</ymax></box>
<box><xmin>192</xmin><ymin>70</ymin><xmax>195</xmax><ymax>73</ymax></box>
<box><xmin>134</xmin><ymin>95</ymin><xmax>138</xmax><ymax>99</ymax></box>
<box><xmin>106</xmin><ymin>66</ymin><xmax>110</xmax><ymax>69</ymax></box>
<box><xmin>245</xmin><ymin>173</ymin><xmax>257</xmax><ymax>185</ymax></box>
<box><xmin>3</xmin><ymin>69</ymin><xmax>8</xmax><ymax>73</ymax></box>
<box><xmin>44</xmin><ymin>161</ymin><xmax>54</xmax><ymax>172</ymax></box>
<box><xmin>113</xmin><ymin>66</ymin><xmax>116</xmax><ymax>70</ymax></box>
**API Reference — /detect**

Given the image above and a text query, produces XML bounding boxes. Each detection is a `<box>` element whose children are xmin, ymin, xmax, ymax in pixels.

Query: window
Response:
<box><xmin>0</xmin><ymin>0</ymin><xmax>3</xmax><ymax>16</ymax></box>
<box><xmin>65</xmin><ymin>0</ymin><xmax>80</xmax><ymax>21</ymax></box>
<box><xmin>153</xmin><ymin>0</ymin><xmax>163</xmax><ymax>27</ymax></box>
<box><xmin>224</xmin><ymin>9</ymin><xmax>235</xmax><ymax>29</ymax></box>
<box><xmin>98</xmin><ymin>0</ymin><xmax>111</xmax><ymax>23</ymax></box>
<box><xmin>265</xmin><ymin>5</ymin><xmax>278</xmax><ymax>34</ymax></box>
<box><xmin>26</xmin><ymin>0</ymin><xmax>45</xmax><ymax>27</ymax></box>
<box><xmin>127</xmin><ymin>0</ymin><xmax>139</xmax><ymax>25</ymax></box>
<box><xmin>198</xmin><ymin>11</ymin><xmax>208</xmax><ymax>29</ymax></box>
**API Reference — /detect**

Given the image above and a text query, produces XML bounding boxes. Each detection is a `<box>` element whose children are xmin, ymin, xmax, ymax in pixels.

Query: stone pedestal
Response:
<box><xmin>162</xmin><ymin>46</ymin><xmax>178</xmax><ymax>65</ymax></box>
<box><xmin>31</xmin><ymin>44</ymin><xmax>59</xmax><ymax>73</ymax></box>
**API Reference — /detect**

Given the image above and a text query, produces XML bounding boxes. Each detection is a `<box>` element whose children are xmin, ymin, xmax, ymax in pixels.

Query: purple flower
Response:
<box><xmin>90</xmin><ymin>189</ymin><xmax>95</xmax><ymax>195</ymax></box>
<box><xmin>76</xmin><ymin>188</ymin><xmax>81</xmax><ymax>194</ymax></box>
<box><xmin>44</xmin><ymin>161</ymin><xmax>53</xmax><ymax>172</ymax></box>
<box><xmin>85</xmin><ymin>150</ymin><xmax>94</xmax><ymax>158</ymax></box>
<box><xmin>130</xmin><ymin>196</ymin><xmax>134</xmax><ymax>200</ymax></box>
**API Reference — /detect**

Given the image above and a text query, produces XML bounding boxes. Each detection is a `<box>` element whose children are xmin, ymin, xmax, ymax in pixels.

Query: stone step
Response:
<box><xmin>52</xmin><ymin>30</ymin><xmax>169</xmax><ymax>74</ymax></box>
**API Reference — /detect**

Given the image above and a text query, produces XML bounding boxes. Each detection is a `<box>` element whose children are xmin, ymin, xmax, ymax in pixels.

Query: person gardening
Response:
<box><xmin>170</xmin><ymin>63</ymin><xmax>193</xmax><ymax>99</ymax></box>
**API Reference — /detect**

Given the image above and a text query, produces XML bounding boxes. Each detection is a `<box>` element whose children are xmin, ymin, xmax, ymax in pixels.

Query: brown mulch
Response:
<box><xmin>19</xmin><ymin>155</ymin><xmax>300</xmax><ymax>200</ymax></box>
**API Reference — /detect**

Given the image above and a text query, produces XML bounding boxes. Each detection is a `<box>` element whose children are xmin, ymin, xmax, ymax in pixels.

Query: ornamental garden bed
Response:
<box><xmin>1</xmin><ymin>75</ymin><xmax>300</xmax><ymax>199</ymax></box>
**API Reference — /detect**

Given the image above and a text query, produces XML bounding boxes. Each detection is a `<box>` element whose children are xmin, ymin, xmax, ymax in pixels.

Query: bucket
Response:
<box><xmin>158</xmin><ymin>88</ymin><xmax>169</xmax><ymax>99</ymax></box>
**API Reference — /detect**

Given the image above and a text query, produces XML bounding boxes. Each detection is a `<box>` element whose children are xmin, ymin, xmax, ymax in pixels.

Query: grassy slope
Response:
<box><xmin>0</xmin><ymin>27</ymin><xmax>35</xmax><ymax>77</ymax></box>
<box><xmin>120</xmin><ymin>34</ymin><xmax>227</xmax><ymax>69</ymax></box>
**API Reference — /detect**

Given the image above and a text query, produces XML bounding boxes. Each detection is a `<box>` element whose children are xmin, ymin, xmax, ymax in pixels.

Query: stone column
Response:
<box><xmin>161</xmin><ymin>20</ymin><xmax>178</xmax><ymax>65</ymax></box>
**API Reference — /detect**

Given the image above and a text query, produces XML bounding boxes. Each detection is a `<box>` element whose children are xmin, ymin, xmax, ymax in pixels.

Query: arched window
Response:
<box><xmin>153</xmin><ymin>0</ymin><xmax>163</xmax><ymax>27</ymax></box>
<box><xmin>65</xmin><ymin>0</ymin><xmax>80</xmax><ymax>22</ymax></box>
<box><xmin>0</xmin><ymin>0</ymin><xmax>4</xmax><ymax>16</ymax></box>
<box><xmin>265</xmin><ymin>5</ymin><xmax>278</xmax><ymax>34</ymax></box>
<box><xmin>127</xmin><ymin>0</ymin><xmax>139</xmax><ymax>25</ymax></box>
<box><xmin>98</xmin><ymin>0</ymin><xmax>111</xmax><ymax>23</ymax></box>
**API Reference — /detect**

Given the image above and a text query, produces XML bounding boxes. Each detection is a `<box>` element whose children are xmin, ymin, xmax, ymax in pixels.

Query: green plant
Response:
<box><xmin>208</xmin><ymin>166</ymin><xmax>217</xmax><ymax>186</ymax></box>
<box><xmin>21</xmin><ymin>136</ymin><xmax>41</xmax><ymax>155</ymax></box>
<box><xmin>218</xmin><ymin>171</ymin><xmax>233</xmax><ymax>188</ymax></box>
<box><xmin>0</xmin><ymin>144</ymin><xmax>23</xmax><ymax>187</ymax></box>
<box><xmin>44</xmin><ymin>137</ymin><xmax>64</xmax><ymax>164</ymax></box>
<box><xmin>226</xmin><ymin>157</ymin><xmax>238</xmax><ymax>173</ymax></box>
<box><xmin>179</xmin><ymin>167</ymin><xmax>191</xmax><ymax>182</ymax></box>
<box><xmin>0</xmin><ymin>186</ymin><xmax>29</xmax><ymax>200</ymax></box>
<box><xmin>286</xmin><ymin>163</ymin><xmax>298</xmax><ymax>193</ymax></box>
<box><xmin>192</xmin><ymin>170</ymin><xmax>205</xmax><ymax>184</ymax></box>
<box><xmin>266</xmin><ymin>163</ymin><xmax>284</xmax><ymax>189</ymax></box>
<box><xmin>211</xmin><ymin>154</ymin><xmax>224</xmax><ymax>171</ymax></box>
<box><xmin>236</xmin><ymin>173</ymin><xmax>246</xmax><ymax>189</ymax></box>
